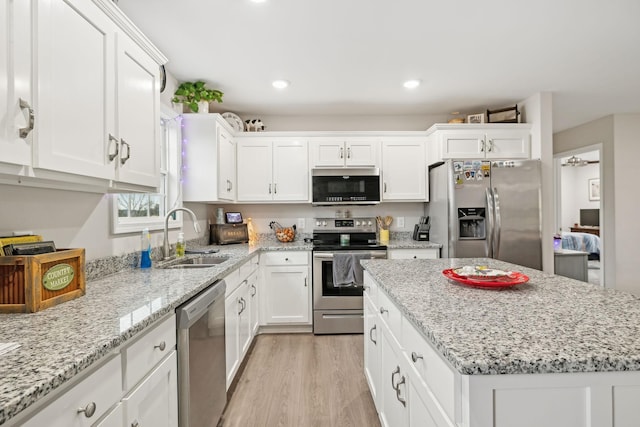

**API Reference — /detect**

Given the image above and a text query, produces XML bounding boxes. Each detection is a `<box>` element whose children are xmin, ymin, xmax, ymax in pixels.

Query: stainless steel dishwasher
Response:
<box><xmin>177</xmin><ymin>279</ymin><xmax>226</xmax><ymax>427</ymax></box>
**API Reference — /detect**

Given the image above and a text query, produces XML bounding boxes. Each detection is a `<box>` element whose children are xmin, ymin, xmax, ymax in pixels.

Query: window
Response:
<box><xmin>110</xmin><ymin>107</ymin><xmax>183</xmax><ymax>234</ymax></box>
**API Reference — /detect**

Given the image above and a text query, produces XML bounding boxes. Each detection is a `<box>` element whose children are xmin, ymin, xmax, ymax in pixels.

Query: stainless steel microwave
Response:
<box><xmin>312</xmin><ymin>168</ymin><xmax>381</xmax><ymax>205</ymax></box>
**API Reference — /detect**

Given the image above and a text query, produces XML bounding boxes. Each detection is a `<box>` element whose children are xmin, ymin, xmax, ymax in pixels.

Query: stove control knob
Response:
<box><xmin>322</xmin><ymin>221</ymin><xmax>327</xmax><ymax>226</ymax></box>
<box><xmin>355</xmin><ymin>220</ymin><xmax>361</xmax><ymax>226</ymax></box>
<box><xmin>316</xmin><ymin>220</ymin><xmax>321</xmax><ymax>227</ymax></box>
<box><xmin>367</xmin><ymin>220</ymin><xmax>373</xmax><ymax>226</ymax></box>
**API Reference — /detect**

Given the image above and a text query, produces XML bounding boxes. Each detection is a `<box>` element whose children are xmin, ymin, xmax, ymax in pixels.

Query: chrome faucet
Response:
<box><xmin>164</xmin><ymin>207</ymin><xmax>202</xmax><ymax>259</ymax></box>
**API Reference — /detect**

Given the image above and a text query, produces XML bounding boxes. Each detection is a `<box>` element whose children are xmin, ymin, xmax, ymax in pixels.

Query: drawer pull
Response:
<box><xmin>380</xmin><ymin>307</ymin><xmax>388</xmax><ymax>315</ymax></box>
<box><xmin>131</xmin><ymin>420</ymin><xmax>140</xmax><ymax>427</ymax></box>
<box><xmin>154</xmin><ymin>341</ymin><xmax>166</xmax><ymax>351</ymax></box>
<box><xmin>391</xmin><ymin>366</ymin><xmax>400</xmax><ymax>390</ymax></box>
<box><xmin>369</xmin><ymin>324</ymin><xmax>377</xmax><ymax>345</ymax></box>
<box><xmin>77</xmin><ymin>401</ymin><xmax>97</xmax><ymax>418</ymax></box>
<box><xmin>395</xmin><ymin>375</ymin><xmax>407</xmax><ymax>407</ymax></box>
<box><xmin>411</xmin><ymin>352</ymin><xmax>423</xmax><ymax>363</ymax></box>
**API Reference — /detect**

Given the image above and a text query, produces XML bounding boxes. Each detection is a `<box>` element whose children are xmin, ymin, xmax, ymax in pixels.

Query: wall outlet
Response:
<box><xmin>297</xmin><ymin>218</ymin><xmax>305</xmax><ymax>229</ymax></box>
<box><xmin>397</xmin><ymin>217</ymin><xmax>405</xmax><ymax>228</ymax></box>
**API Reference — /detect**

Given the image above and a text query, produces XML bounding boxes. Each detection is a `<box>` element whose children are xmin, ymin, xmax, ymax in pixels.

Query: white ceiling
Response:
<box><xmin>117</xmin><ymin>0</ymin><xmax>640</xmax><ymax>132</ymax></box>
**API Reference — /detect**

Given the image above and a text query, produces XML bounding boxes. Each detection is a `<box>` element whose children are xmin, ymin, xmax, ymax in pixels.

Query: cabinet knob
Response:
<box><xmin>380</xmin><ymin>307</ymin><xmax>388</xmax><ymax>315</ymax></box>
<box><xmin>411</xmin><ymin>352</ymin><xmax>424</xmax><ymax>363</ymax></box>
<box><xmin>77</xmin><ymin>401</ymin><xmax>97</xmax><ymax>418</ymax></box>
<box><xmin>154</xmin><ymin>341</ymin><xmax>166</xmax><ymax>351</ymax></box>
<box><xmin>285</xmin><ymin>257</ymin><xmax>289</xmax><ymax>261</ymax></box>
<box><xmin>131</xmin><ymin>420</ymin><xmax>140</xmax><ymax>427</ymax></box>
<box><xmin>413</xmin><ymin>255</ymin><xmax>417</xmax><ymax>259</ymax></box>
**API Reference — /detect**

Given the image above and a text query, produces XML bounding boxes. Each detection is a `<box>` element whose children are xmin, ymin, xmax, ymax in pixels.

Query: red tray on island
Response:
<box><xmin>442</xmin><ymin>268</ymin><xmax>529</xmax><ymax>289</ymax></box>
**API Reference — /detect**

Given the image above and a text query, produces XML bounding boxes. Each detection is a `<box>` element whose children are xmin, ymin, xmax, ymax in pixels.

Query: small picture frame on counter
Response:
<box><xmin>466</xmin><ymin>113</ymin><xmax>485</xmax><ymax>124</ymax></box>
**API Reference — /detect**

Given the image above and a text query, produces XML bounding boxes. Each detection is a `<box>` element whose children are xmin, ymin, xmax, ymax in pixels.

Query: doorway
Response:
<box><xmin>554</xmin><ymin>144</ymin><xmax>604</xmax><ymax>287</ymax></box>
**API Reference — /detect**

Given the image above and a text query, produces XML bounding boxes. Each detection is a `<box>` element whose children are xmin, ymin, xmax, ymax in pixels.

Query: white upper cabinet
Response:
<box><xmin>236</xmin><ymin>138</ymin><xmax>309</xmax><ymax>202</ymax></box>
<box><xmin>34</xmin><ymin>0</ymin><xmax>117</xmax><ymax>181</ymax></box>
<box><xmin>0</xmin><ymin>0</ymin><xmax>33</xmax><ymax>170</ymax></box>
<box><xmin>113</xmin><ymin>32</ymin><xmax>161</xmax><ymax>189</ymax></box>
<box><xmin>381</xmin><ymin>139</ymin><xmax>428</xmax><ymax>201</ymax></box>
<box><xmin>182</xmin><ymin>115</ymin><xmax>236</xmax><ymax>202</ymax></box>
<box><xmin>427</xmin><ymin>124</ymin><xmax>531</xmax><ymax>162</ymax></box>
<box><xmin>311</xmin><ymin>138</ymin><xmax>380</xmax><ymax>167</ymax></box>
<box><xmin>0</xmin><ymin>0</ymin><xmax>165</xmax><ymax>192</ymax></box>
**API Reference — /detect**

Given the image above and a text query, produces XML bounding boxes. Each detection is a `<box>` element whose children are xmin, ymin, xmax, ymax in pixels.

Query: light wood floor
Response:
<box><xmin>220</xmin><ymin>334</ymin><xmax>381</xmax><ymax>427</ymax></box>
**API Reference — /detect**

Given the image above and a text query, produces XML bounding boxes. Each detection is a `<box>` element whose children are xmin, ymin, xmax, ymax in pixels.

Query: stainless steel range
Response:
<box><xmin>312</xmin><ymin>217</ymin><xmax>387</xmax><ymax>334</ymax></box>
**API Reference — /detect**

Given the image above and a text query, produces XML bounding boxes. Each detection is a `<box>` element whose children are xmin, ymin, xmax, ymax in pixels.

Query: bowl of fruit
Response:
<box><xmin>269</xmin><ymin>221</ymin><xmax>296</xmax><ymax>242</ymax></box>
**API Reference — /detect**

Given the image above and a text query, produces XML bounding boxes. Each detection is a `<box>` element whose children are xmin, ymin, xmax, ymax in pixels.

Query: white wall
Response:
<box><xmin>611</xmin><ymin>115</ymin><xmax>640</xmax><ymax>293</ymax></box>
<box><xmin>0</xmin><ymin>185</ymin><xmax>207</xmax><ymax>261</ymax></box>
<box><xmin>560</xmin><ymin>160</ymin><xmax>599</xmax><ymax>230</ymax></box>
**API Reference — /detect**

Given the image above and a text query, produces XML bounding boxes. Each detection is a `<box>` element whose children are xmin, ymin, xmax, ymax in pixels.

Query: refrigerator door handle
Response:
<box><xmin>493</xmin><ymin>187</ymin><xmax>502</xmax><ymax>259</ymax></box>
<box><xmin>485</xmin><ymin>188</ymin><xmax>494</xmax><ymax>258</ymax></box>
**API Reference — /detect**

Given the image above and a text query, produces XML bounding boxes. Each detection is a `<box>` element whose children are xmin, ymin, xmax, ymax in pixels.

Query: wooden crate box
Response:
<box><xmin>0</xmin><ymin>248</ymin><xmax>85</xmax><ymax>313</ymax></box>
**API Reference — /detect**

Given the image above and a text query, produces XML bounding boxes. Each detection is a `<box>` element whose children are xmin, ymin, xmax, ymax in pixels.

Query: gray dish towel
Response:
<box><xmin>332</xmin><ymin>253</ymin><xmax>366</xmax><ymax>287</ymax></box>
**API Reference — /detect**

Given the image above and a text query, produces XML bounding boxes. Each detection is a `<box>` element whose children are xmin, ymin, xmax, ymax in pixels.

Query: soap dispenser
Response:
<box><xmin>176</xmin><ymin>232</ymin><xmax>185</xmax><ymax>257</ymax></box>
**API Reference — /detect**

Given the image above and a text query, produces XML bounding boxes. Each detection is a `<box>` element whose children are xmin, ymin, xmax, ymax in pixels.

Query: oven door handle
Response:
<box><xmin>313</xmin><ymin>252</ymin><xmax>387</xmax><ymax>259</ymax></box>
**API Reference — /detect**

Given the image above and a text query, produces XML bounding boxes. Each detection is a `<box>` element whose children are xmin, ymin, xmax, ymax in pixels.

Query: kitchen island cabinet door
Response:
<box><xmin>0</xmin><ymin>0</ymin><xmax>32</xmax><ymax>169</ymax></box>
<box><xmin>379</xmin><ymin>324</ymin><xmax>408</xmax><ymax>427</ymax></box>
<box><xmin>262</xmin><ymin>265</ymin><xmax>311</xmax><ymax>324</ymax></box>
<box><xmin>364</xmin><ymin>294</ymin><xmax>382</xmax><ymax>409</ymax></box>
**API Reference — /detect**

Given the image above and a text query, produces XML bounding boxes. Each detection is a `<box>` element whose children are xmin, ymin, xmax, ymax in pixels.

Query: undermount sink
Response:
<box><xmin>162</xmin><ymin>256</ymin><xmax>230</xmax><ymax>269</ymax></box>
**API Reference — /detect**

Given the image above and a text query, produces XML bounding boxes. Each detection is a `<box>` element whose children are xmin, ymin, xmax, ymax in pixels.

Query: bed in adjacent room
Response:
<box><xmin>562</xmin><ymin>232</ymin><xmax>601</xmax><ymax>260</ymax></box>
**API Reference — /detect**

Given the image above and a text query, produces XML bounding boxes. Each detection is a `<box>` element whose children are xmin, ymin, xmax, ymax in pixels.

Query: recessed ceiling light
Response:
<box><xmin>403</xmin><ymin>79</ymin><xmax>421</xmax><ymax>89</ymax></box>
<box><xmin>272</xmin><ymin>80</ymin><xmax>290</xmax><ymax>89</ymax></box>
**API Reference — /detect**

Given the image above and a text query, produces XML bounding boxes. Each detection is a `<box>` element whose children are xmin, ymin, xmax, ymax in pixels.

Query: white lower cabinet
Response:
<box><xmin>364</xmin><ymin>294</ymin><xmax>381</xmax><ymax>406</ymax></box>
<box><xmin>93</xmin><ymin>403</ymin><xmax>123</xmax><ymax>427</ymax></box>
<box><xmin>22</xmin><ymin>315</ymin><xmax>178</xmax><ymax>427</ymax></box>
<box><xmin>248</xmin><ymin>269</ymin><xmax>260</xmax><ymax>335</ymax></box>
<box><xmin>122</xmin><ymin>351</ymin><xmax>178</xmax><ymax>427</ymax></box>
<box><xmin>225</xmin><ymin>256</ymin><xmax>260</xmax><ymax>389</ymax></box>
<box><xmin>22</xmin><ymin>356</ymin><xmax>123</xmax><ymax>427</ymax></box>
<box><xmin>379</xmin><ymin>324</ymin><xmax>408</xmax><ymax>427</ymax></box>
<box><xmin>260</xmin><ymin>251</ymin><xmax>311</xmax><ymax>325</ymax></box>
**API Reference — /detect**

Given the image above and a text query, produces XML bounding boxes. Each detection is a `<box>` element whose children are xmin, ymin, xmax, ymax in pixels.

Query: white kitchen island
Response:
<box><xmin>361</xmin><ymin>258</ymin><xmax>640</xmax><ymax>427</ymax></box>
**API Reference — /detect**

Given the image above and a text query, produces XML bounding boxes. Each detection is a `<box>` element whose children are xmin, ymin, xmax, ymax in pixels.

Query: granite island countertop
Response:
<box><xmin>361</xmin><ymin>257</ymin><xmax>640</xmax><ymax>376</ymax></box>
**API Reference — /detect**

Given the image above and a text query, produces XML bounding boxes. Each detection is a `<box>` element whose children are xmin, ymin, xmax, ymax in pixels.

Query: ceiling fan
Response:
<box><xmin>562</xmin><ymin>155</ymin><xmax>600</xmax><ymax>167</ymax></box>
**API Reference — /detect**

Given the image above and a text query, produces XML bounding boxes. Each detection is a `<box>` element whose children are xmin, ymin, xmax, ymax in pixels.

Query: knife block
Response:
<box><xmin>412</xmin><ymin>224</ymin><xmax>430</xmax><ymax>241</ymax></box>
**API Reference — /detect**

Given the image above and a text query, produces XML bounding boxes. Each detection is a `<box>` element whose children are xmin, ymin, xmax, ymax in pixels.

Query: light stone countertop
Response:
<box><xmin>0</xmin><ymin>234</ymin><xmax>441</xmax><ymax>425</ymax></box>
<box><xmin>361</xmin><ymin>257</ymin><xmax>640</xmax><ymax>376</ymax></box>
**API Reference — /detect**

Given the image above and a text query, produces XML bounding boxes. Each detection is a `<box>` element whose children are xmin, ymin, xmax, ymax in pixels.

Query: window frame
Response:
<box><xmin>110</xmin><ymin>106</ymin><xmax>183</xmax><ymax>234</ymax></box>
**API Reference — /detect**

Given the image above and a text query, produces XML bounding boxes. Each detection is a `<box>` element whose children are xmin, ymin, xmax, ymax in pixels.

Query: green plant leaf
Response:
<box><xmin>189</xmin><ymin>101</ymin><xmax>199</xmax><ymax>112</ymax></box>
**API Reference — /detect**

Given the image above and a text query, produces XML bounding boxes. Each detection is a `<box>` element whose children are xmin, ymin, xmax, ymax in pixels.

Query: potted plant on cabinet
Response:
<box><xmin>172</xmin><ymin>81</ymin><xmax>223</xmax><ymax>113</ymax></box>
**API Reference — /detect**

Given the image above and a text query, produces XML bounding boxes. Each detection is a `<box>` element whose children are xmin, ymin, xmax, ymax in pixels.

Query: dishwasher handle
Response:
<box><xmin>177</xmin><ymin>280</ymin><xmax>226</xmax><ymax>329</ymax></box>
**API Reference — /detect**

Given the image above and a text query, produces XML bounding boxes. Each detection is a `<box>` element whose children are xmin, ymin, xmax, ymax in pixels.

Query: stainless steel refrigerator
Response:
<box><xmin>426</xmin><ymin>159</ymin><xmax>542</xmax><ymax>270</ymax></box>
